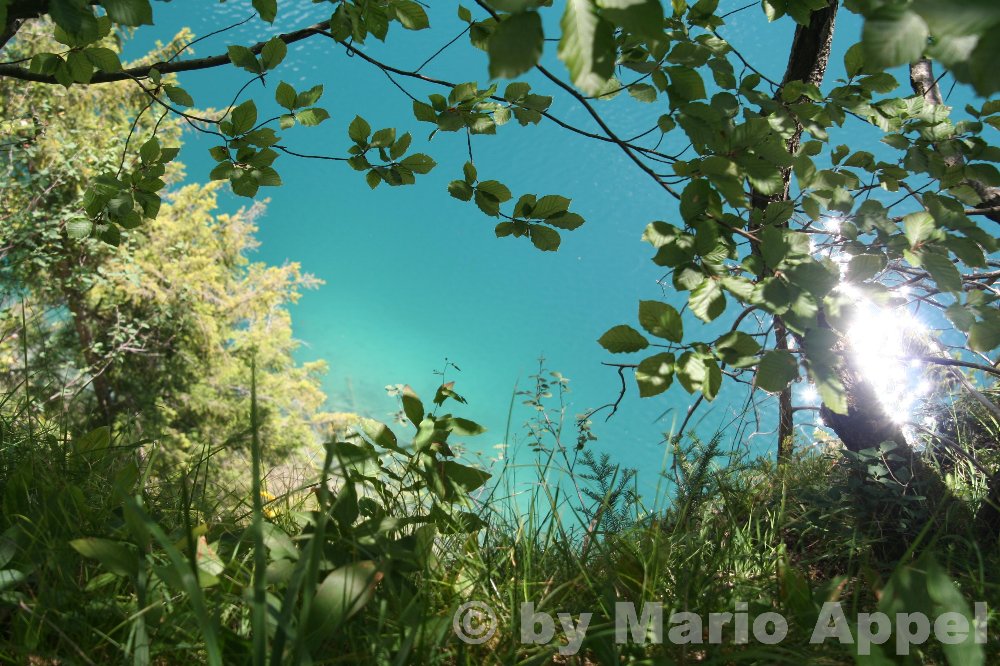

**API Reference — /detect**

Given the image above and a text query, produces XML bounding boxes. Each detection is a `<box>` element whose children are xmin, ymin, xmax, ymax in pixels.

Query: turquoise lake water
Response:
<box><xmin>131</xmin><ymin>1</ymin><xmax>969</xmax><ymax>503</ymax></box>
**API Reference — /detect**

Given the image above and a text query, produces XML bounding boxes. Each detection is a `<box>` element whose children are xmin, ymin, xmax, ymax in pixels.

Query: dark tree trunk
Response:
<box><xmin>818</xmin><ymin>340</ymin><xmax>909</xmax><ymax>455</ymax></box>
<box><xmin>65</xmin><ymin>289</ymin><xmax>114</xmax><ymax>425</ymax></box>
<box><xmin>775</xmin><ymin>318</ymin><xmax>795</xmax><ymax>462</ymax></box>
<box><xmin>749</xmin><ymin>0</ymin><xmax>839</xmax><ymax>462</ymax></box>
<box><xmin>53</xmin><ymin>252</ymin><xmax>114</xmax><ymax>426</ymax></box>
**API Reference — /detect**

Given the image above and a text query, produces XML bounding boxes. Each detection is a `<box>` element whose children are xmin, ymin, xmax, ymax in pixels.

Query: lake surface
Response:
<box><xmin>132</xmin><ymin>1</ymin><xmax>961</xmax><ymax>503</ymax></box>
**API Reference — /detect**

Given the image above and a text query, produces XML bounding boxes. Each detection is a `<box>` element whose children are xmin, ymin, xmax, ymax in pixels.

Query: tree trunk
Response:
<box><xmin>749</xmin><ymin>0</ymin><xmax>839</xmax><ymax>462</ymax></box>
<box><xmin>910</xmin><ymin>58</ymin><xmax>1000</xmax><ymax>225</ymax></box>
<box><xmin>53</xmin><ymin>253</ymin><xmax>114</xmax><ymax>426</ymax></box>
<box><xmin>818</xmin><ymin>339</ymin><xmax>909</xmax><ymax>455</ymax></box>
<box><xmin>65</xmin><ymin>289</ymin><xmax>114</xmax><ymax>425</ymax></box>
<box><xmin>775</xmin><ymin>318</ymin><xmax>795</xmax><ymax>462</ymax></box>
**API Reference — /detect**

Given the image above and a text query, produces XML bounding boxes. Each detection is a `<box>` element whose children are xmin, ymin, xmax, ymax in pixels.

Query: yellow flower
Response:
<box><xmin>260</xmin><ymin>490</ymin><xmax>278</xmax><ymax>519</ymax></box>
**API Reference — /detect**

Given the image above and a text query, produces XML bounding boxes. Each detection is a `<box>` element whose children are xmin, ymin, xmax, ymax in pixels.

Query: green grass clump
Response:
<box><xmin>1</xmin><ymin>373</ymin><xmax>999</xmax><ymax>665</ymax></box>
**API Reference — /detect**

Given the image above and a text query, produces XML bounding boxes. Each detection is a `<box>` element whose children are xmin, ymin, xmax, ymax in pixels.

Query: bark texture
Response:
<box><xmin>749</xmin><ymin>0</ymin><xmax>839</xmax><ymax>461</ymax></box>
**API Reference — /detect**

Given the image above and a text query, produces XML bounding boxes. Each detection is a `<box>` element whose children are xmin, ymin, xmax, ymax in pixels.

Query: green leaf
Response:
<box><xmin>370</xmin><ymin>127</ymin><xmax>396</xmax><ymax>147</ymax></box>
<box><xmin>546</xmin><ymin>212</ymin><xmax>585</xmax><ymax>230</ymax></box>
<box><xmin>252</xmin><ymin>166</ymin><xmax>281</xmax><ymax>187</ymax></box>
<box><xmin>252</xmin><ymin>0</ymin><xmax>277</xmax><ymax>22</ymax></box>
<box><xmin>846</xmin><ymin>254</ymin><xmax>887</xmax><ymax>282</ymax></box>
<box><xmin>528</xmin><ymin>224</ymin><xmax>561</xmax><ymax>251</ymax></box>
<box><xmin>904</xmin><ymin>211</ymin><xmax>935</xmax><ymax>247</ymax></box>
<box><xmin>475</xmin><ymin>190</ymin><xmax>501</xmax><ymax>216</ymax></box>
<box><xmin>688</xmin><ymin>279</ymin><xmax>726</xmax><ymax>322</ymax></box>
<box><xmin>843</xmin><ymin>42</ymin><xmax>864</xmax><ymax>77</ymax></box>
<box><xmin>945</xmin><ymin>303</ymin><xmax>975</xmax><ymax>332</ymax></box>
<box><xmin>446</xmin><ymin>417</ymin><xmax>486</xmax><ymax>437</ymax></box>
<box><xmin>0</xmin><ymin>527</ymin><xmax>16</xmax><ymax>569</ymax></box>
<box><xmin>760</xmin><ymin>226</ymin><xmax>788</xmax><ymax>268</ymax></box>
<box><xmin>476</xmin><ymin>180</ymin><xmax>512</xmax><ymax>201</ymax></box>
<box><xmin>399</xmin><ymin>153</ymin><xmax>436</xmax><ymax>174</ymax></box>
<box><xmin>349</xmin><ymin>115</ymin><xmax>371</xmax><ymax>143</ymax></box>
<box><xmin>50</xmin><ymin>0</ymin><xmax>99</xmax><ymax>42</ymax></box>
<box><xmin>636</xmin><ymin>352</ymin><xmax>675</xmax><ymax>397</ymax></box>
<box><xmin>163</xmin><ymin>85</ymin><xmax>193</xmax><ymax>107</ymax></box>
<box><xmin>762</xmin><ymin>0</ymin><xmax>785</xmax><ymax>21</ymax></box>
<box><xmin>448</xmin><ymin>180</ymin><xmax>475</xmax><ymax>201</ymax></box>
<box><xmin>702</xmin><ymin>357</ymin><xmax>722</xmax><ymax>400</ymax></box>
<box><xmin>629</xmin><ymin>83</ymin><xmax>657</xmax><ymax>103</ymax></box>
<box><xmin>599</xmin><ymin>0</ymin><xmax>664</xmax><ymax>40</ymax></box>
<box><xmin>70</xmin><ymin>538</ymin><xmax>137</xmax><ymax>577</ymax></box>
<box><xmin>296</xmin><ymin>84</ymin><xmax>324</xmax><ymax>108</ymax></box>
<box><xmin>30</xmin><ymin>53</ymin><xmax>61</xmax><ymax>76</ymax></box>
<box><xmin>489</xmin><ymin>11</ymin><xmax>544</xmax><ymax>79</ymax></box>
<box><xmin>638</xmin><ymin>300</ymin><xmax>683</xmax><ymax>342</ymax></box>
<box><xmin>666</xmin><ymin>66</ymin><xmax>706</xmax><ymax>104</ymax></box>
<box><xmin>442</xmin><ymin>461</ymin><xmax>491</xmax><ymax>492</ymax></box>
<box><xmin>742</xmin><ymin>157</ymin><xmax>783</xmax><ymax>196</ymax></box>
<box><xmin>714</xmin><ymin>331</ymin><xmax>761</xmax><ymax>367</ymax></box>
<box><xmin>308</xmin><ymin>561</ymin><xmax>378</xmax><ymax>637</ymax></box>
<box><xmin>210</xmin><ymin>162</ymin><xmax>234</xmax><ymax>181</ymax></box>
<box><xmin>395</xmin><ymin>0</ymin><xmax>430</xmax><ymax>30</ymax></box>
<box><xmin>229</xmin><ymin>100</ymin><xmax>257</xmax><ymax>135</ymax></box>
<box><xmin>295</xmin><ymin>108</ymin><xmax>330</xmax><ymax>126</ymax></box>
<box><xmin>722</xmin><ymin>275</ymin><xmax>755</xmax><ymax>301</ymax></box>
<box><xmin>390</xmin><ymin>133</ymin><xmax>412</xmax><ymax>160</ymax></box>
<box><xmin>101</xmin><ymin>0</ymin><xmax>153</xmax><ymax>26</ymax></box>
<box><xmin>260</xmin><ymin>36</ymin><xmax>287</xmax><ymax>71</ymax></box>
<box><xmin>921</xmin><ymin>251</ymin><xmax>963</xmax><ymax>293</ymax></box>
<box><xmin>558</xmin><ymin>0</ymin><xmax>615</xmax><ymax>95</ymax></box>
<box><xmin>680</xmin><ymin>179</ymin><xmax>713</xmax><ymax>221</ymax></box>
<box><xmin>861</xmin><ymin>7</ymin><xmax>929</xmax><ymax>71</ymax></box>
<box><xmin>354</xmin><ymin>418</ymin><xmax>401</xmax><ymax>452</ymax></box>
<box><xmin>463</xmin><ymin>161</ymin><xmax>478</xmax><ymax>184</ymax></box>
<box><xmin>66</xmin><ymin>50</ymin><xmax>93</xmax><ymax>83</ymax></box>
<box><xmin>275</xmin><ymin>81</ymin><xmax>296</xmax><ymax>109</ymax></box>
<box><xmin>675</xmin><ymin>351</ymin><xmax>719</xmax><ymax>398</ymax></box>
<box><xmin>66</xmin><ymin>216</ymin><xmax>93</xmax><ymax>239</ymax></box>
<box><xmin>0</xmin><ymin>568</ymin><xmax>26</xmax><ymax>592</ymax></box>
<box><xmin>784</xmin><ymin>260</ymin><xmax>839</xmax><ymax>298</ymax></box>
<box><xmin>227</xmin><ymin>45</ymin><xmax>261</xmax><ymax>74</ymax></box>
<box><xmin>530</xmin><ymin>194</ymin><xmax>570</xmax><ymax>219</ymax></box>
<box><xmin>755</xmin><ymin>350</ymin><xmax>799</xmax><ymax>393</ymax></box>
<box><xmin>879</xmin><ymin>551</ymin><xmax>984</xmax><ymax>666</ymax></box>
<box><xmin>598</xmin><ymin>325</ymin><xmax>649</xmax><ymax>353</ymax></box>
<box><xmin>401</xmin><ymin>385</ymin><xmax>424</xmax><ymax>426</ymax></box>
<box><xmin>84</xmin><ymin>47</ymin><xmax>121</xmax><ymax>72</ymax></box>
<box><xmin>139</xmin><ymin>137</ymin><xmax>160</xmax><ymax>163</ymax></box>
<box><xmin>231</xmin><ymin>172</ymin><xmax>260</xmax><ymax>198</ymax></box>
<box><xmin>969</xmin><ymin>321</ymin><xmax>1000</xmax><ymax>352</ymax></box>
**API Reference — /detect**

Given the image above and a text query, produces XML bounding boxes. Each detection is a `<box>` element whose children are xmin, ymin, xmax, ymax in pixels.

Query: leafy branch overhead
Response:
<box><xmin>1</xmin><ymin>0</ymin><xmax>999</xmax><ymax>458</ymax></box>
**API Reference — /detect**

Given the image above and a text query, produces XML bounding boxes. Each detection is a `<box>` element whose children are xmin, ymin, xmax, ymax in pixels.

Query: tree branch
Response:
<box><xmin>0</xmin><ymin>21</ymin><xmax>328</xmax><ymax>84</ymax></box>
<box><xmin>908</xmin><ymin>355</ymin><xmax>1000</xmax><ymax>378</ymax></box>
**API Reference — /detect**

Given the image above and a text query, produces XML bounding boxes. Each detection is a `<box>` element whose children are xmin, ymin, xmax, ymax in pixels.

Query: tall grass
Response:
<box><xmin>1</xmin><ymin>366</ymin><xmax>999</xmax><ymax>664</ymax></box>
